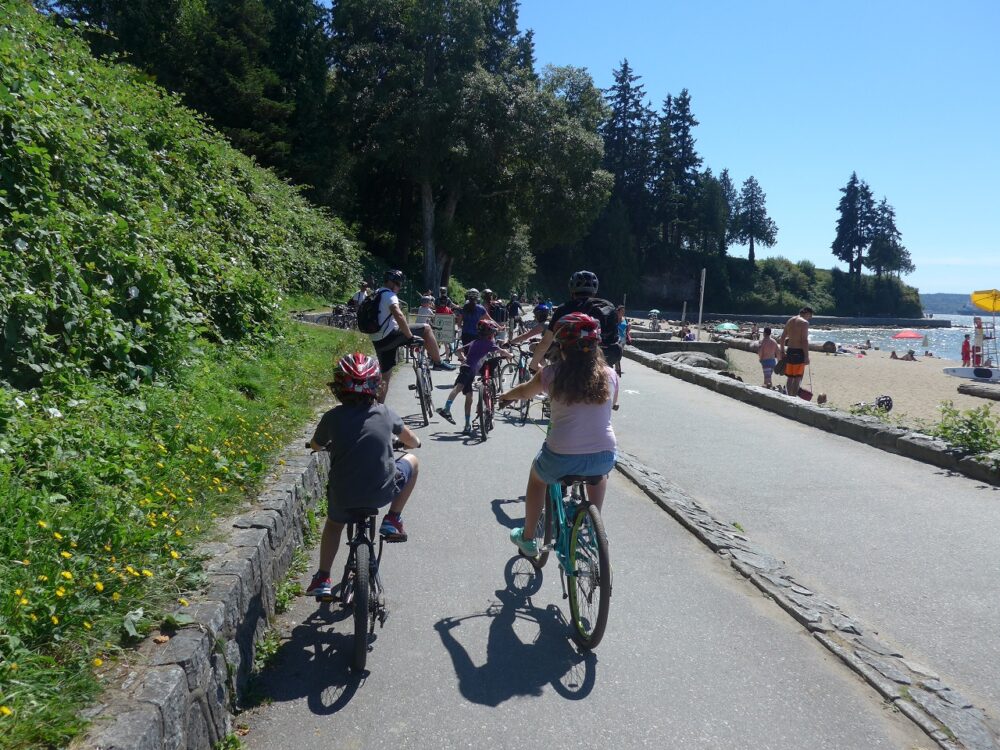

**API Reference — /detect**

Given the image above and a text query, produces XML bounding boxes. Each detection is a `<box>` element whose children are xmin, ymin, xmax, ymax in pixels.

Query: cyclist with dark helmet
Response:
<box><xmin>305</xmin><ymin>353</ymin><xmax>422</xmax><ymax>597</ymax></box>
<box><xmin>528</xmin><ymin>270</ymin><xmax>621</xmax><ymax>373</ymax></box>
<box><xmin>436</xmin><ymin>319</ymin><xmax>512</xmax><ymax>434</ymax></box>
<box><xmin>499</xmin><ymin>312</ymin><xmax>619</xmax><ymax>556</ymax></box>
<box><xmin>369</xmin><ymin>269</ymin><xmax>454</xmax><ymax>402</ymax></box>
<box><xmin>507</xmin><ymin>303</ymin><xmax>552</xmax><ymax>346</ymax></box>
<box><xmin>456</xmin><ymin>288</ymin><xmax>492</xmax><ymax>346</ymax></box>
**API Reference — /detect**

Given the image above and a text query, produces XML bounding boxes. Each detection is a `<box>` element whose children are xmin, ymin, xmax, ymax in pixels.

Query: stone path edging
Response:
<box><xmin>77</xmin><ymin>432</ymin><xmax>328</xmax><ymax>750</ymax></box>
<box><xmin>623</xmin><ymin>345</ymin><xmax>1000</xmax><ymax>486</ymax></box>
<box><xmin>615</xmin><ymin>451</ymin><xmax>1000</xmax><ymax>750</ymax></box>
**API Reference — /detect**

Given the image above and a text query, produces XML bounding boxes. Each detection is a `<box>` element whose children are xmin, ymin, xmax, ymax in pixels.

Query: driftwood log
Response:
<box><xmin>957</xmin><ymin>382</ymin><xmax>1000</xmax><ymax>401</ymax></box>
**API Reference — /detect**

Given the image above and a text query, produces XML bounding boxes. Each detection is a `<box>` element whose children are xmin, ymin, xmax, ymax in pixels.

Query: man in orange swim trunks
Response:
<box><xmin>779</xmin><ymin>306</ymin><xmax>813</xmax><ymax>397</ymax></box>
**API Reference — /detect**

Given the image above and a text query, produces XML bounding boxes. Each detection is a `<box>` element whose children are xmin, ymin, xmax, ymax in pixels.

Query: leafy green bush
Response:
<box><xmin>930</xmin><ymin>401</ymin><xmax>1000</xmax><ymax>456</ymax></box>
<box><xmin>0</xmin><ymin>2</ymin><xmax>365</xmax><ymax>390</ymax></box>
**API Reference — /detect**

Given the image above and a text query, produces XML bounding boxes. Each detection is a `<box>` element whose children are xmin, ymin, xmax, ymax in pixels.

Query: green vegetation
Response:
<box><xmin>0</xmin><ymin>323</ymin><xmax>366</xmax><ymax>748</ymax></box>
<box><xmin>0</xmin><ymin>4</ymin><xmax>375</xmax><ymax>746</ymax></box>
<box><xmin>931</xmin><ymin>402</ymin><xmax>1000</xmax><ymax>456</ymax></box>
<box><xmin>2</xmin><ymin>0</ymin><xmax>362</xmax><ymax>390</ymax></box>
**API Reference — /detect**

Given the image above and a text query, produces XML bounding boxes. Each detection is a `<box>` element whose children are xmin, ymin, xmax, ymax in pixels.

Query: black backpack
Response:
<box><xmin>584</xmin><ymin>298</ymin><xmax>620</xmax><ymax>347</ymax></box>
<box><xmin>357</xmin><ymin>289</ymin><xmax>388</xmax><ymax>334</ymax></box>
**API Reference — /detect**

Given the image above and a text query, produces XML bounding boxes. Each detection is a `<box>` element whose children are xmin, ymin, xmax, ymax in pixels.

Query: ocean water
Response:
<box><xmin>809</xmin><ymin>314</ymin><xmax>997</xmax><ymax>361</ymax></box>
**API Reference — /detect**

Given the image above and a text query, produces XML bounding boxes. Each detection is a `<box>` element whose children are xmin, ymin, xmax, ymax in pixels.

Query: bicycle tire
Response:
<box><xmin>477</xmin><ymin>385</ymin><xmax>487</xmax><ymax>441</ymax></box>
<box><xmin>499</xmin><ymin>362</ymin><xmax>518</xmax><ymax>392</ymax></box>
<box><xmin>352</xmin><ymin>544</ymin><xmax>371</xmax><ymax>671</ymax></box>
<box><xmin>415</xmin><ymin>365</ymin><xmax>430</xmax><ymax>426</ymax></box>
<box><xmin>567</xmin><ymin>502</ymin><xmax>611</xmax><ymax>650</ymax></box>
<box><xmin>485</xmin><ymin>378</ymin><xmax>496</xmax><ymax>433</ymax></box>
<box><xmin>422</xmin><ymin>366</ymin><xmax>434</xmax><ymax>412</ymax></box>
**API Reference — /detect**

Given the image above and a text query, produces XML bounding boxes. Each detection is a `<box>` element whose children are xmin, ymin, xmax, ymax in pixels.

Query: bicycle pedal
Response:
<box><xmin>408</xmin><ymin>384</ymin><xmax>417</xmax><ymax>390</ymax></box>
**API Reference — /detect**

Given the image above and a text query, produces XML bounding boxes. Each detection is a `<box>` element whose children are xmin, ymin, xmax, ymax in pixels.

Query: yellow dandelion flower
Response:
<box><xmin>142</xmin><ymin>569</ymin><xmax>153</xmax><ymax>578</ymax></box>
<box><xmin>55</xmin><ymin>587</ymin><xmax>66</xmax><ymax>597</ymax></box>
<box><xmin>8</xmin><ymin>664</ymin><xmax>16</xmax><ymax>671</ymax></box>
<box><xmin>112</xmin><ymin>592</ymin><xmax>121</xmax><ymax>601</ymax></box>
<box><xmin>51</xmin><ymin>615</ymin><xmax>59</xmax><ymax>625</ymax></box>
<box><xmin>21</xmin><ymin>559</ymin><xmax>29</xmax><ymax>565</ymax></box>
<box><xmin>178</xmin><ymin>598</ymin><xmax>189</xmax><ymax>607</ymax></box>
<box><xmin>125</xmin><ymin>565</ymin><xmax>137</xmax><ymax>576</ymax></box>
<box><xmin>0</xmin><ymin>706</ymin><xmax>11</xmax><ymax>717</ymax></box>
<box><xmin>37</xmin><ymin>520</ymin><xmax>48</xmax><ymax>529</ymax></box>
<box><xmin>94</xmin><ymin>581</ymin><xmax>104</xmax><ymax>592</ymax></box>
<box><xmin>212</xmin><ymin>477</ymin><xmax>221</xmax><ymax>485</ymax></box>
<box><xmin>175</xmin><ymin>529</ymin><xmax>183</xmax><ymax>537</ymax></box>
<box><xmin>37</xmin><ymin>574</ymin><xmax>48</xmax><ymax>582</ymax></box>
<box><xmin>83</xmin><ymin>621</ymin><xmax>92</xmax><ymax>630</ymax></box>
<box><xmin>156</xmin><ymin>462</ymin><xmax>165</xmax><ymax>469</ymax></box>
<box><xmin>60</xmin><ymin>551</ymin><xmax>72</xmax><ymax>559</ymax></box>
<box><xmin>53</xmin><ymin>532</ymin><xmax>63</xmax><ymax>540</ymax></box>
<box><xmin>60</xmin><ymin>571</ymin><xmax>73</xmax><ymax>581</ymax></box>
<box><xmin>104</xmin><ymin>545</ymin><xmax>112</xmax><ymax>552</ymax></box>
<box><xmin>19</xmin><ymin>597</ymin><xmax>28</xmax><ymax>606</ymax></box>
<box><xmin>14</xmin><ymin>589</ymin><xmax>21</xmax><ymax>596</ymax></box>
<box><xmin>29</xmin><ymin>614</ymin><xmax>37</xmax><ymax>622</ymax></box>
<box><xmin>170</xmin><ymin>550</ymin><xmax>180</xmax><ymax>560</ymax></box>
<box><xmin>92</xmin><ymin>658</ymin><xmax>103</xmax><ymax>667</ymax></box>
<box><xmin>71</xmin><ymin>541</ymin><xmax>77</xmax><ymax>548</ymax></box>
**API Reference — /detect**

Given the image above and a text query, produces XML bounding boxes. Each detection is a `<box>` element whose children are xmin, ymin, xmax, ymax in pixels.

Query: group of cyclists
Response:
<box><xmin>306</xmin><ymin>269</ymin><xmax>623</xmax><ymax>596</ymax></box>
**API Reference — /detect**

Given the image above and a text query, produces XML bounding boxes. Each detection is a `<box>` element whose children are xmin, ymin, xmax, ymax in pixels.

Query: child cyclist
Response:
<box><xmin>499</xmin><ymin>313</ymin><xmax>618</xmax><ymax>556</ymax></box>
<box><xmin>305</xmin><ymin>353</ymin><xmax>422</xmax><ymax>597</ymax></box>
<box><xmin>437</xmin><ymin>319</ymin><xmax>511</xmax><ymax>434</ymax></box>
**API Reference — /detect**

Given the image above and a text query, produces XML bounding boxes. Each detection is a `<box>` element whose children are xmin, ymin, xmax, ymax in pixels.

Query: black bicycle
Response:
<box><xmin>500</xmin><ymin>343</ymin><xmax>533</xmax><ymax>424</ymax></box>
<box><xmin>409</xmin><ymin>340</ymin><xmax>434</xmax><ymax>426</ymax></box>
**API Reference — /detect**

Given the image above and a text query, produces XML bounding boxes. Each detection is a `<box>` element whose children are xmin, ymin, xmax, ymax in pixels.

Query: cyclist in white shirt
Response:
<box><xmin>369</xmin><ymin>270</ymin><xmax>454</xmax><ymax>402</ymax></box>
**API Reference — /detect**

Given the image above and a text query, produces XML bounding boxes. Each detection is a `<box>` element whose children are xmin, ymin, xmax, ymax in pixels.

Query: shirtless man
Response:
<box><xmin>779</xmin><ymin>307</ymin><xmax>813</xmax><ymax>397</ymax></box>
<box><xmin>757</xmin><ymin>327</ymin><xmax>780</xmax><ymax>387</ymax></box>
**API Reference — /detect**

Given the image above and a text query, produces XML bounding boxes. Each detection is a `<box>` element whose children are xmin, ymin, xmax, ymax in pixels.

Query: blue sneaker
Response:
<box><xmin>432</xmin><ymin>361</ymin><xmax>456</xmax><ymax>371</ymax></box>
<box><xmin>510</xmin><ymin>527</ymin><xmax>538</xmax><ymax>557</ymax></box>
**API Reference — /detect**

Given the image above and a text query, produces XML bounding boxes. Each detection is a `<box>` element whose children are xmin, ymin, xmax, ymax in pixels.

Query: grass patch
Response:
<box><xmin>0</xmin><ymin>321</ymin><xmax>367</xmax><ymax>750</ymax></box>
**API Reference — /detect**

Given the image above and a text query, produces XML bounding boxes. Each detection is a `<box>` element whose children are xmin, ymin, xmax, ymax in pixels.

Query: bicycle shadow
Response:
<box><xmin>491</xmin><ymin>497</ymin><xmax>526</xmax><ymax>530</ymax></box>
<box><xmin>430</xmin><ymin>429</ymin><xmax>483</xmax><ymax>446</ymax></box>
<box><xmin>244</xmin><ymin>602</ymin><xmax>367</xmax><ymax>715</ymax></box>
<box><xmin>433</xmin><ymin>556</ymin><xmax>597</xmax><ymax>706</ymax></box>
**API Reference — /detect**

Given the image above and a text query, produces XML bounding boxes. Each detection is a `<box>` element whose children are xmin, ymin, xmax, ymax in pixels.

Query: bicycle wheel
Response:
<box><xmin>484</xmin><ymin>379</ymin><xmax>496</xmax><ymax>433</ymax></box>
<box><xmin>352</xmin><ymin>544</ymin><xmax>370</xmax><ymax>671</ymax></box>
<box><xmin>477</xmin><ymin>385</ymin><xmax>488</xmax><ymax>441</ymax></box>
<box><xmin>422</xmin><ymin>365</ymin><xmax>435</xmax><ymax>412</ymax></box>
<box><xmin>415</xmin><ymin>365</ymin><xmax>430</xmax><ymax>426</ymax></box>
<box><xmin>499</xmin><ymin>362</ymin><xmax>518</xmax><ymax>392</ymax></box>
<box><xmin>567</xmin><ymin>503</ymin><xmax>611</xmax><ymax>649</ymax></box>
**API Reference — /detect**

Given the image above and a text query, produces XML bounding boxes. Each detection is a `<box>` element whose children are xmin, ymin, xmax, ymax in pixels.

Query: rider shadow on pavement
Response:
<box><xmin>491</xmin><ymin>497</ymin><xmax>525</xmax><ymax>530</ymax></box>
<box><xmin>434</xmin><ymin>556</ymin><xmax>596</xmax><ymax>706</ymax></box>
<box><xmin>245</xmin><ymin>602</ymin><xmax>366</xmax><ymax>716</ymax></box>
<box><xmin>429</xmin><ymin>429</ymin><xmax>483</xmax><ymax>445</ymax></box>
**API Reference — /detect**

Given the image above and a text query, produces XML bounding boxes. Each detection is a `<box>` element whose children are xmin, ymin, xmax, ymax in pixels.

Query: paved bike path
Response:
<box><xmin>241</xmin><ymin>366</ymin><xmax>926</xmax><ymax>749</ymax></box>
<box><xmin>613</xmin><ymin>359</ymin><xmax>1000</xmax><ymax>718</ymax></box>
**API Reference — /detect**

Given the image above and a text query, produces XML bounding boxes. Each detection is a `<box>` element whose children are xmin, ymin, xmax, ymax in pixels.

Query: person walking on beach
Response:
<box><xmin>779</xmin><ymin>307</ymin><xmax>813</xmax><ymax>397</ymax></box>
<box><xmin>962</xmin><ymin>334</ymin><xmax>972</xmax><ymax>367</ymax></box>
<box><xmin>757</xmin><ymin>327</ymin><xmax>780</xmax><ymax>387</ymax></box>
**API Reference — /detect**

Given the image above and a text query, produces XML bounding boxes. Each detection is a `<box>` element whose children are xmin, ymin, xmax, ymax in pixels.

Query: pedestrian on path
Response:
<box><xmin>779</xmin><ymin>307</ymin><xmax>813</xmax><ymax>397</ymax></box>
<box><xmin>758</xmin><ymin>327</ymin><xmax>780</xmax><ymax>387</ymax></box>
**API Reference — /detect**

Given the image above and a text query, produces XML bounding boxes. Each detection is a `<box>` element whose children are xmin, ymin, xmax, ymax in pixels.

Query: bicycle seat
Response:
<box><xmin>559</xmin><ymin>474</ymin><xmax>606</xmax><ymax>486</ymax></box>
<box><xmin>342</xmin><ymin>507</ymin><xmax>379</xmax><ymax>522</ymax></box>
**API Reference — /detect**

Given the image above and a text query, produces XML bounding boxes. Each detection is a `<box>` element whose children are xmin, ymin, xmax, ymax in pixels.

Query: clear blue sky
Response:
<box><xmin>518</xmin><ymin>0</ymin><xmax>999</xmax><ymax>295</ymax></box>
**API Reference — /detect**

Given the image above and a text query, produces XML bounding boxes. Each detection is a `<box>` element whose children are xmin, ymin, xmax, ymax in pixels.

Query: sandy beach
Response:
<box><xmin>725</xmin><ymin>347</ymin><xmax>995</xmax><ymax>427</ymax></box>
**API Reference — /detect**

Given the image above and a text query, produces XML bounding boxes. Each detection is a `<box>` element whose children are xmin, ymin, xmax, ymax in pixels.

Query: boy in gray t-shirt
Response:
<box><xmin>306</xmin><ymin>353</ymin><xmax>421</xmax><ymax>599</ymax></box>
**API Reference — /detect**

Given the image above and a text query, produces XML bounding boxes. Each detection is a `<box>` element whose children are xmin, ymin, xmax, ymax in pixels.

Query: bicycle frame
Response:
<box><xmin>542</xmin><ymin>481</ymin><xmax>585</xmax><ymax>570</ymax></box>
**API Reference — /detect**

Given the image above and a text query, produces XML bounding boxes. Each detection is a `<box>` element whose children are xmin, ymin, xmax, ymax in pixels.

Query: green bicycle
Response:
<box><xmin>525</xmin><ymin>475</ymin><xmax>612</xmax><ymax>650</ymax></box>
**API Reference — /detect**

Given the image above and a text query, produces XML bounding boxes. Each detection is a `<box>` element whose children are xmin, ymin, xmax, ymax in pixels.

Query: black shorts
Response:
<box><xmin>454</xmin><ymin>365</ymin><xmax>475</xmax><ymax>395</ymax></box>
<box><xmin>374</xmin><ymin>325</ymin><xmax>431</xmax><ymax>373</ymax></box>
<box><xmin>461</xmin><ymin>331</ymin><xmax>477</xmax><ymax>346</ymax></box>
<box><xmin>601</xmin><ymin>342</ymin><xmax>623</xmax><ymax>368</ymax></box>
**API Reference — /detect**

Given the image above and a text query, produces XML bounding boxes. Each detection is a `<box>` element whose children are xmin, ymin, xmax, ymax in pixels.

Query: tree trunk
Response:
<box><xmin>420</xmin><ymin>179</ymin><xmax>439</xmax><ymax>290</ymax></box>
<box><xmin>442</xmin><ymin>256</ymin><xmax>454</xmax><ymax>286</ymax></box>
<box><xmin>748</xmin><ymin>236</ymin><xmax>755</xmax><ymax>264</ymax></box>
<box><xmin>393</xmin><ymin>184</ymin><xmax>416</xmax><ymax>265</ymax></box>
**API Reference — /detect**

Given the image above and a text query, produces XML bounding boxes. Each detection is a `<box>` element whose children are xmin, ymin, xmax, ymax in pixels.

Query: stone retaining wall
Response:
<box><xmin>629</xmin><ymin>338</ymin><xmax>728</xmax><ymax>358</ymax></box>
<box><xmin>77</xmin><ymin>434</ymin><xmax>328</xmax><ymax>750</ymax></box>
<box><xmin>624</xmin><ymin>346</ymin><xmax>1000</xmax><ymax>486</ymax></box>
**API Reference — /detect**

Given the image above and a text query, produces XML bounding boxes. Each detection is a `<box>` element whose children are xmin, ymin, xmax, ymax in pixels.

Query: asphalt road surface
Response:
<box><xmin>613</xmin><ymin>359</ymin><xmax>1000</xmax><ymax>717</ymax></box>
<box><xmin>241</xmin><ymin>363</ymin><xmax>928</xmax><ymax>750</ymax></box>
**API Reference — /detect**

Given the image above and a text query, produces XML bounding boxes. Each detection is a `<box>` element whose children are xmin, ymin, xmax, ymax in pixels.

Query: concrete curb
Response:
<box><xmin>615</xmin><ymin>452</ymin><xmax>1000</xmax><ymax>750</ymax></box>
<box><xmin>76</xmin><ymin>429</ymin><xmax>329</xmax><ymax>750</ymax></box>
<box><xmin>623</xmin><ymin>346</ymin><xmax>1000</xmax><ymax>487</ymax></box>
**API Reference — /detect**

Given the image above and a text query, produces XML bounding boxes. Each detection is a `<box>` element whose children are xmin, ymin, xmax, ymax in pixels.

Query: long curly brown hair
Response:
<box><xmin>550</xmin><ymin>343</ymin><xmax>610</xmax><ymax>404</ymax></box>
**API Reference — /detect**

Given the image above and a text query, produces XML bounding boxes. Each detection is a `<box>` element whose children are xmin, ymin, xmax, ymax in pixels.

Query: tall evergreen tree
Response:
<box><xmin>866</xmin><ymin>198</ymin><xmax>914</xmax><ymax>277</ymax></box>
<box><xmin>832</xmin><ymin>172</ymin><xmax>876</xmax><ymax>283</ymax></box>
<box><xmin>652</xmin><ymin>89</ymin><xmax>702</xmax><ymax>257</ymax></box>
<box><xmin>731</xmin><ymin>176</ymin><xmax>777</xmax><ymax>264</ymax></box>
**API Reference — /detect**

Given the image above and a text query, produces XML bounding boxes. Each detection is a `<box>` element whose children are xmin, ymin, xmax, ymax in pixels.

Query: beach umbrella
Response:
<box><xmin>714</xmin><ymin>322</ymin><xmax>739</xmax><ymax>332</ymax></box>
<box><xmin>971</xmin><ymin>289</ymin><xmax>1000</xmax><ymax>313</ymax></box>
<box><xmin>648</xmin><ymin>309</ymin><xmax>660</xmax><ymax>315</ymax></box>
<box><xmin>892</xmin><ymin>329</ymin><xmax>923</xmax><ymax>339</ymax></box>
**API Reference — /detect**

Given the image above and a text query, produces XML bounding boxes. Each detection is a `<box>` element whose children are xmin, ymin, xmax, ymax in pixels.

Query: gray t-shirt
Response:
<box><xmin>311</xmin><ymin>403</ymin><xmax>404</xmax><ymax>508</ymax></box>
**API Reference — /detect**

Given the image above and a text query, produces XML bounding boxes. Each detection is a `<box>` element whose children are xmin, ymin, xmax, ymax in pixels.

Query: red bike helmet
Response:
<box><xmin>477</xmin><ymin>318</ymin><xmax>500</xmax><ymax>336</ymax></box>
<box><xmin>554</xmin><ymin>312</ymin><xmax>601</xmax><ymax>350</ymax></box>
<box><xmin>332</xmin><ymin>353</ymin><xmax>382</xmax><ymax>396</ymax></box>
